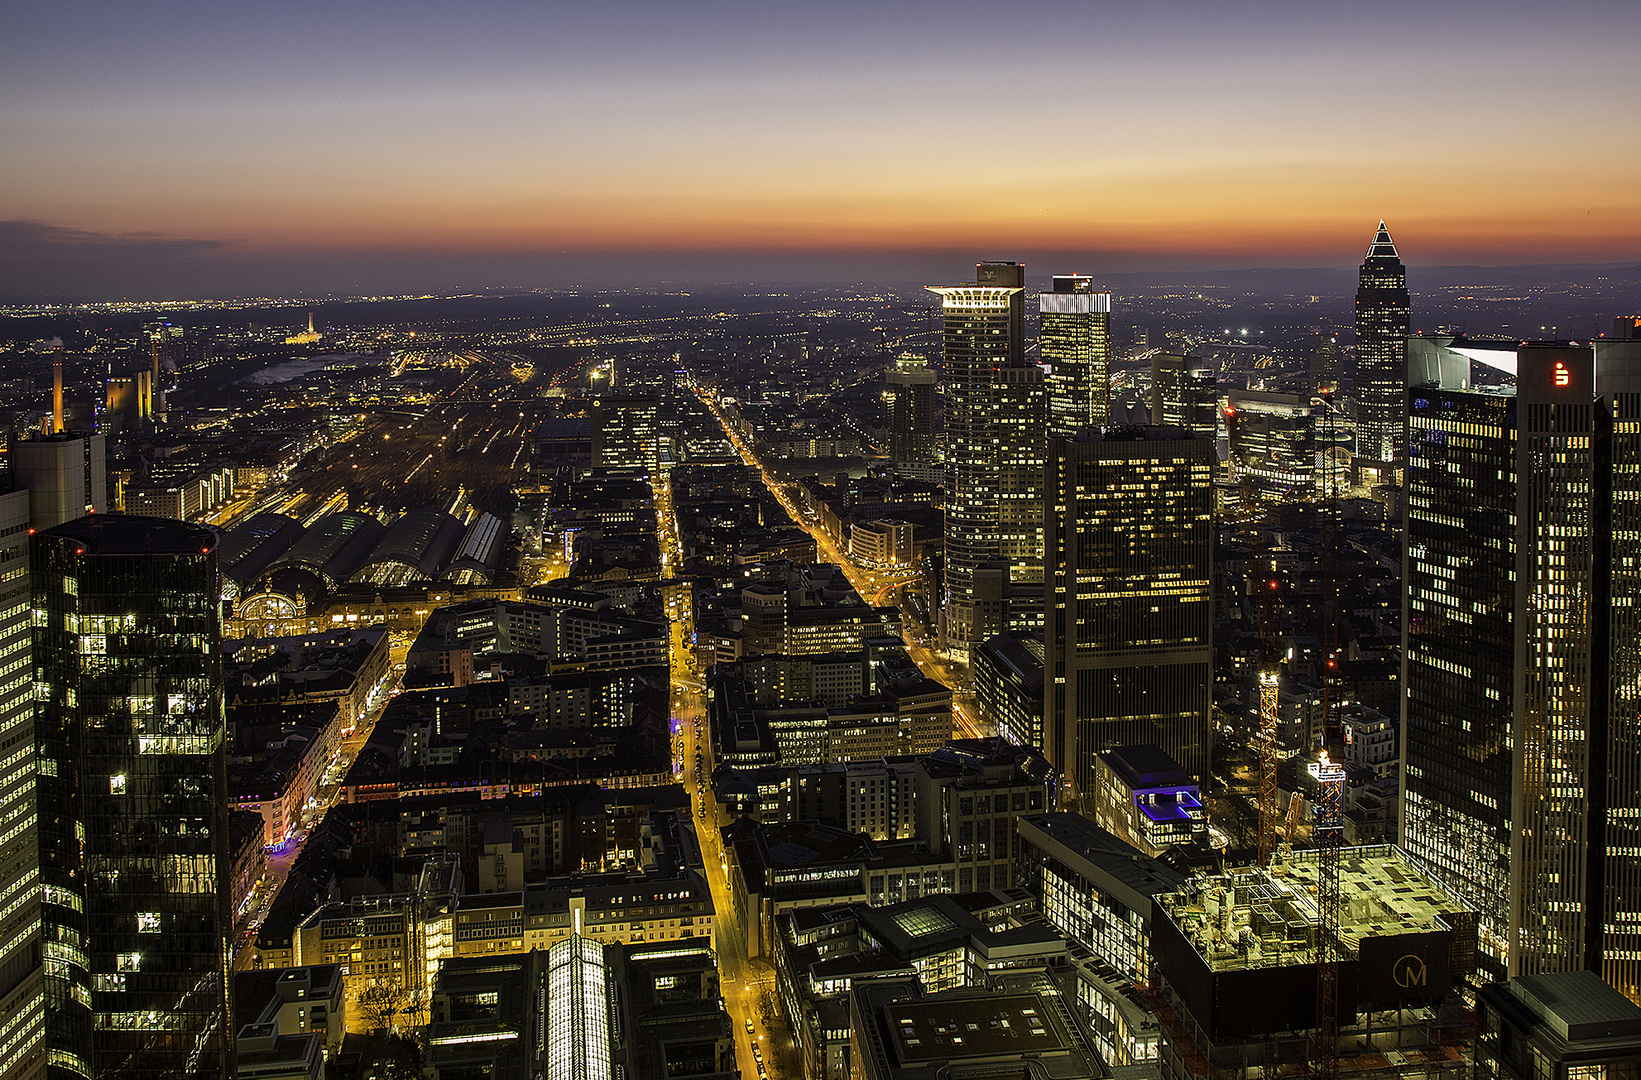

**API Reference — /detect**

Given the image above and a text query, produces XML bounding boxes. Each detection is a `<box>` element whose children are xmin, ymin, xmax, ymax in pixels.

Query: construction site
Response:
<box><xmin>1148</xmin><ymin>844</ymin><xmax>1478</xmax><ymax>1080</ymax></box>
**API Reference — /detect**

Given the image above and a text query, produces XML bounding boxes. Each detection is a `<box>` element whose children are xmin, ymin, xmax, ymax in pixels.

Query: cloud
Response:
<box><xmin>0</xmin><ymin>220</ymin><xmax>236</xmax><ymax>299</ymax></box>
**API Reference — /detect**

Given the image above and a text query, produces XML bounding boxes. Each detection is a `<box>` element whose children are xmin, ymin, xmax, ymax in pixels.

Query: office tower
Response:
<box><xmin>882</xmin><ymin>353</ymin><xmax>939</xmax><ymax>467</ymax></box>
<box><xmin>590</xmin><ymin>395</ymin><xmax>660</xmax><ymax>478</ymax></box>
<box><xmin>11</xmin><ymin>432</ymin><xmax>106</xmax><ymax>531</ymax></box>
<box><xmin>1041</xmin><ymin>275</ymin><xmax>1112</xmax><ymax>437</ymax></box>
<box><xmin>1223</xmin><ymin>390</ymin><xmax>1317</xmax><ymax>503</ymax></box>
<box><xmin>32</xmin><ymin>515</ymin><xmax>232</xmax><ymax>1076</ymax></box>
<box><xmin>1401</xmin><ymin>335</ymin><xmax>1641</xmax><ymax>994</ymax></box>
<box><xmin>1044</xmin><ymin>428</ymin><xmax>1214</xmax><ymax>798</ymax></box>
<box><xmin>0</xmin><ymin>489</ymin><xmax>41</xmax><ymax>1078</ymax></box>
<box><xmin>993</xmin><ymin>364</ymin><xmax>1047</xmax><ymax>583</ymax></box>
<box><xmin>1149</xmin><ymin>354</ymin><xmax>1216</xmax><ymax>437</ymax></box>
<box><xmin>1354</xmin><ymin>221</ymin><xmax>1411</xmax><ymax>464</ymax></box>
<box><xmin>927</xmin><ymin>262</ymin><xmax>1028</xmax><ymax>658</ymax></box>
<box><xmin>1311</xmin><ymin>330</ymin><xmax>1346</xmax><ymax>394</ymax></box>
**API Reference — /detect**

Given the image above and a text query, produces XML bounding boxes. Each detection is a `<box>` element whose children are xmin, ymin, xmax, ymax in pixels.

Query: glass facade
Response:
<box><xmin>1045</xmin><ymin>431</ymin><xmax>1214</xmax><ymax>797</ymax></box>
<box><xmin>1040</xmin><ymin>277</ymin><xmax>1112</xmax><ymax>438</ymax></box>
<box><xmin>1401</xmin><ymin>382</ymin><xmax>1517</xmax><ymax>977</ymax></box>
<box><xmin>32</xmin><ymin>515</ymin><xmax>230</xmax><ymax>1078</ymax></box>
<box><xmin>0</xmin><ymin>490</ymin><xmax>44</xmax><ymax>1077</ymax></box>
<box><xmin>1403</xmin><ymin>341</ymin><xmax>1641</xmax><ymax>997</ymax></box>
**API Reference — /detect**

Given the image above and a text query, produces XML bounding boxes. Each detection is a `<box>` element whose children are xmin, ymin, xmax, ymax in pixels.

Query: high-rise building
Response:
<box><xmin>882</xmin><ymin>353</ymin><xmax>939</xmax><ymax>469</ymax></box>
<box><xmin>1044</xmin><ymin>428</ymin><xmax>1214</xmax><ymax>798</ymax></box>
<box><xmin>11</xmin><ymin>432</ymin><xmax>106</xmax><ymax>530</ymax></box>
<box><xmin>1149</xmin><ymin>354</ymin><xmax>1216</xmax><ymax>437</ymax></box>
<box><xmin>591</xmin><ymin>396</ymin><xmax>660</xmax><ymax>478</ymax></box>
<box><xmin>0</xmin><ymin>488</ymin><xmax>41</xmax><ymax>1079</ymax></box>
<box><xmin>993</xmin><ymin>364</ymin><xmax>1047</xmax><ymax>583</ymax></box>
<box><xmin>1354</xmin><ymin>221</ymin><xmax>1411</xmax><ymax>464</ymax></box>
<box><xmin>1401</xmin><ymin>334</ymin><xmax>1641</xmax><ymax>995</ymax></box>
<box><xmin>1041</xmin><ymin>276</ymin><xmax>1112</xmax><ymax>437</ymax></box>
<box><xmin>927</xmin><ymin>261</ymin><xmax>1028</xmax><ymax>658</ymax></box>
<box><xmin>32</xmin><ymin>514</ymin><xmax>232</xmax><ymax>1076</ymax></box>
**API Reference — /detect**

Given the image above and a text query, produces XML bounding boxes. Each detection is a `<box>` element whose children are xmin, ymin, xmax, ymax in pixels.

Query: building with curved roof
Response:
<box><xmin>239</xmin><ymin>511</ymin><xmax>386</xmax><ymax>619</ymax></box>
<box><xmin>350</xmin><ymin>508</ymin><xmax>464</xmax><ymax>587</ymax></box>
<box><xmin>270</xmin><ymin>511</ymin><xmax>387</xmax><ymax>588</ymax></box>
<box><xmin>441</xmin><ymin>512</ymin><xmax>504</xmax><ymax>584</ymax></box>
<box><xmin>218</xmin><ymin>512</ymin><xmax>305</xmax><ymax>599</ymax></box>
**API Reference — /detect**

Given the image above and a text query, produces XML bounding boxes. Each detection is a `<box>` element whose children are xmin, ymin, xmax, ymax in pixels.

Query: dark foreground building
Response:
<box><xmin>33</xmin><ymin>515</ymin><xmax>231</xmax><ymax>1078</ymax></box>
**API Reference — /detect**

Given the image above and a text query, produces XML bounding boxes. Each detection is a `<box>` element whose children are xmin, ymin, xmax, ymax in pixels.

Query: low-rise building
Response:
<box><xmin>1477</xmin><ymin>970</ymin><xmax>1641</xmax><ymax>1080</ymax></box>
<box><xmin>1091</xmin><ymin>745</ymin><xmax>1205</xmax><ymax>857</ymax></box>
<box><xmin>848</xmin><ymin>970</ymin><xmax>1108</xmax><ymax>1080</ymax></box>
<box><xmin>775</xmin><ymin>891</ymin><xmax>1066</xmax><ymax>1079</ymax></box>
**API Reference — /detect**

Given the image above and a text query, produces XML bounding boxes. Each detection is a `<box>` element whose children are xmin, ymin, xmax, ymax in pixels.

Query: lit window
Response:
<box><xmin>110</xmin><ymin>775</ymin><xmax>126</xmax><ymax>795</ymax></box>
<box><xmin>137</xmin><ymin>913</ymin><xmax>160</xmax><ymax>933</ymax></box>
<box><xmin>117</xmin><ymin>953</ymin><xmax>141</xmax><ymax>972</ymax></box>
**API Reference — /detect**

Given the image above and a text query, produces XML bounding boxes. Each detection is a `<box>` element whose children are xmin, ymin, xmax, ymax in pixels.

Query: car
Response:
<box><xmin>746</xmin><ymin>1020</ymin><xmax>755</xmax><ymax>1034</ymax></box>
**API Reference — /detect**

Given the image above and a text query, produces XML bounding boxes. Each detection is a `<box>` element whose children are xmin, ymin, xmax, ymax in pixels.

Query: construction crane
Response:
<box><xmin>1225</xmin><ymin>404</ymin><xmax>1283</xmax><ymax>867</ymax></box>
<box><xmin>1318</xmin><ymin>387</ymin><xmax>1342</xmax><ymax>745</ymax></box>
<box><xmin>1310</xmin><ymin>751</ymin><xmax>1346</xmax><ymax>1080</ymax></box>
<box><xmin>1312</xmin><ymin>386</ymin><xmax>1345</xmax><ymax>1080</ymax></box>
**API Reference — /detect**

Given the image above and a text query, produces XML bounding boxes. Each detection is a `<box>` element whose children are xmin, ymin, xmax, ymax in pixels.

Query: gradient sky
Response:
<box><xmin>3</xmin><ymin>0</ymin><xmax>1638</xmax><ymax>297</ymax></box>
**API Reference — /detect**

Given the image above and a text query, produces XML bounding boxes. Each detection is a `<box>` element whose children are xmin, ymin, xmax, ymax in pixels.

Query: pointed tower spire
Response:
<box><xmin>1365</xmin><ymin>221</ymin><xmax>1400</xmax><ymax>260</ymax></box>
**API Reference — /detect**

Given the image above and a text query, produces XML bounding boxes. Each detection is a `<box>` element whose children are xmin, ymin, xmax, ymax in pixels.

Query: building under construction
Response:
<box><xmin>1150</xmin><ymin>845</ymin><xmax>1478</xmax><ymax>1080</ymax></box>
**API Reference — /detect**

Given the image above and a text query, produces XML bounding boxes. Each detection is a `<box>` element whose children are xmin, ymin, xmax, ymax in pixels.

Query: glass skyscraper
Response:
<box><xmin>928</xmin><ymin>261</ymin><xmax>1027</xmax><ymax>658</ymax></box>
<box><xmin>0</xmin><ymin>489</ymin><xmax>42</xmax><ymax>1078</ymax></box>
<box><xmin>1354</xmin><ymin>221</ymin><xmax>1410</xmax><ymax>464</ymax></box>
<box><xmin>1041</xmin><ymin>275</ymin><xmax>1111</xmax><ymax>438</ymax></box>
<box><xmin>31</xmin><ymin>515</ymin><xmax>231</xmax><ymax>1078</ymax></box>
<box><xmin>1044</xmin><ymin>428</ymin><xmax>1214</xmax><ymax>800</ymax></box>
<box><xmin>1401</xmin><ymin>335</ymin><xmax>1641</xmax><ymax>997</ymax></box>
<box><xmin>883</xmin><ymin>353</ymin><xmax>939</xmax><ymax>469</ymax></box>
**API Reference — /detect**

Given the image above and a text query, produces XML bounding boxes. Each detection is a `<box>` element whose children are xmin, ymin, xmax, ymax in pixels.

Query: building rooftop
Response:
<box><xmin>1511</xmin><ymin>970</ymin><xmax>1641</xmax><ymax>1044</ymax></box>
<box><xmin>43</xmin><ymin>512</ymin><xmax>218</xmax><ymax>555</ymax></box>
<box><xmin>885</xmin><ymin>994</ymin><xmax>1067</xmax><ymax>1062</ymax></box>
<box><xmin>1157</xmin><ymin>844</ymin><xmax>1466</xmax><ymax>974</ymax></box>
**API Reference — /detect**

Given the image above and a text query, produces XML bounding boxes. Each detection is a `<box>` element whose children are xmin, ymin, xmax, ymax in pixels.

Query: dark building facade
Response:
<box><xmin>1401</xmin><ymin>336</ymin><xmax>1641</xmax><ymax>996</ymax></box>
<box><xmin>33</xmin><ymin>515</ymin><xmax>232</xmax><ymax>1078</ymax></box>
<box><xmin>1045</xmin><ymin>428</ymin><xmax>1214</xmax><ymax>799</ymax></box>
<box><xmin>1354</xmin><ymin>221</ymin><xmax>1411</xmax><ymax>464</ymax></box>
<box><xmin>883</xmin><ymin>354</ymin><xmax>939</xmax><ymax>467</ymax></box>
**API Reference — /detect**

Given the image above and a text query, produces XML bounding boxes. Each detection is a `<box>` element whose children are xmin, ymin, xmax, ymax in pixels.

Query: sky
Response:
<box><xmin>2</xmin><ymin>0</ymin><xmax>1638</xmax><ymax>298</ymax></box>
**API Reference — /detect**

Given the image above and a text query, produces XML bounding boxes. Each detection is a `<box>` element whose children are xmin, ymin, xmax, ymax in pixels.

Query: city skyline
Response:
<box><xmin>3</xmin><ymin>1</ymin><xmax>1640</xmax><ymax>298</ymax></box>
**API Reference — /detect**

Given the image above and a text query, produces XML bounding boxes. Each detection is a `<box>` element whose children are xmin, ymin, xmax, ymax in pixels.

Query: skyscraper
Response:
<box><xmin>882</xmin><ymin>353</ymin><xmax>939</xmax><ymax>471</ymax></box>
<box><xmin>1149</xmin><ymin>353</ymin><xmax>1217</xmax><ymax>437</ymax></box>
<box><xmin>1044</xmin><ymin>428</ymin><xmax>1214</xmax><ymax>799</ymax></box>
<box><xmin>591</xmin><ymin>395</ymin><xmax>660</xmax><ymax>478</ymax></box>
<box><xmin>32</xmin><ymin>514</ymin><xmax>232</xmax><ymax>1077</ymax></box>
<box><xmin>0</xmin><ymin>488</ymin><xmax>42</xmax><ymax>1078</ymax></box>
<box><xmin>1354</xmin><ymin>221</ymin><xmax>1411</xmax><ymax>464</ymax></box>
<box><xmin>1040</xmin><ymin>275</ymin><xmax>1112</xmax><ymax>437</ymax></box>
<box><xmin>1401</xmin><ymin>335</ymin><xmax>1641</xmax><ymax>995</ymax></box>
<box><xmin>993</xmin><ymin>364</ymin><xmax>1047</xmax><ymax>584</ymax></box>
<box><xmin>927</xmin><ymin>261</ymin><xmax>1027</xmax><ymax>658</ymax></box>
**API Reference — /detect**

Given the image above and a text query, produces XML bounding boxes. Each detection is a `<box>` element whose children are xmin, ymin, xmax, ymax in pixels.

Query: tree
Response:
<box><xmin>356</xmin><ymin>981</ymin><xmax>406</xmax><ymax>1035</ymax></box>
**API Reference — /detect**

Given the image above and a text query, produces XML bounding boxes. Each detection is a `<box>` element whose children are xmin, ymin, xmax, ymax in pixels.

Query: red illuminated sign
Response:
<box><xmin>1554</xmin><ymin>361</ymin><xmax>1570</xmax><ymax>387</ymax></box>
